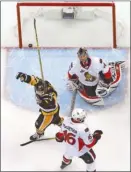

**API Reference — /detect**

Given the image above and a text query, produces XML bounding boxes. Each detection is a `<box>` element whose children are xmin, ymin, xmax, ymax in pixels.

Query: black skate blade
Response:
<box><xmin>20</xmin><ymin>140</ymin><xmax>34</xmax><ymax>146</ymax></box>
<box><xmin>60</xmin><ymin>165</ymin><xmax>67</xmax><ymax>169</ymax></box>
<box><xmin>60</xmin><ymin>161</ymin><xmax>72</xmax><ymax>170</ymax></box>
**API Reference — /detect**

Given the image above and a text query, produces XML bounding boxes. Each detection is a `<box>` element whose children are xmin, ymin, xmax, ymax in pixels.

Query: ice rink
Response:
<box><xmin>1</xmin><ymin>1</ymin><xmax>130</xmax><ymax>171</ymax></box>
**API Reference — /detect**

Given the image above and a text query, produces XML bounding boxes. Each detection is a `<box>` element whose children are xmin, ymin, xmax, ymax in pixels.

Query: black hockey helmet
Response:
<box><xmin>35</xmin><ymin>79</ymin><xmax>47</xmax><ymax>95</ymax></box>
<box><xmin>77</xmin><ymin>47</ymin><xmax>89</xmax><ymax>63</ymax></box>
<box><xmin>77</xmin><ymin>47</ymin><xmax>87</xmax><ymax>57</ymax></box>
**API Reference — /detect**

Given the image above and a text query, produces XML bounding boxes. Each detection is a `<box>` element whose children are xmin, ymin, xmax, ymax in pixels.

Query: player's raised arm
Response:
<box><xmin>16</xmin><ymin>72</ymin><xmax>39</xmax><ymax>86</ymax></box>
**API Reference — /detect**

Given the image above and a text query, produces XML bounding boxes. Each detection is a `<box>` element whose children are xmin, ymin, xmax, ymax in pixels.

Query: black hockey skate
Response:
<box><xmin>30</xmin><ymin>132</ymin><xmax>44</xmax><ymax>141</ymax></box>
<box><xmin>60</xmin><ymin>160</ymin><xmax>72</xmax><ymax>169</ymax></box>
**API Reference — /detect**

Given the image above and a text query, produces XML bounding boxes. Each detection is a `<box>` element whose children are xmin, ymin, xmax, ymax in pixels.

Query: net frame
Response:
<box><xmin>16</xmin><ymin>2</ymin><xmax>117</xmax><ymax>48</ymax></box>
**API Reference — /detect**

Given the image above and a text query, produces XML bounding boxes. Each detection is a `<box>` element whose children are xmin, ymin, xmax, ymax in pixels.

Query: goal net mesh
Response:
<box><xmin>16</xmin><ymin>2</ymin><xmax>124</xmax><ymax>48</ymax></box>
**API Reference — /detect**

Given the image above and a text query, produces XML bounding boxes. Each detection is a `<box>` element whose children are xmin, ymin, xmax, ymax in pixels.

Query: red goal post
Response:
<box><xmin>16</xmin><ymin>2</ymin><xmax>117</xmax><ymax>48</ymax></box>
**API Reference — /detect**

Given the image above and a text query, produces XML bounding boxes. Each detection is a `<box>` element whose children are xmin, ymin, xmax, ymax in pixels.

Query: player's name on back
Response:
<box><xmin>63</xmin><ymin>123</ymin><xmax>77</xmax><ymax>134</ymax></box>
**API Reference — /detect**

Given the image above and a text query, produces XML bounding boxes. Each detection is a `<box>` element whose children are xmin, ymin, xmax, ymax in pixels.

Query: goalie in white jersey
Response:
<box><xmin>55</xmin><ymin>108</ymin><xmax>103</xmax><ymax>171</ymax></box>
<box><xmin>67</xmin><ymin>47</ymin><xmax>113</xmax><ymax>100</ymax></box>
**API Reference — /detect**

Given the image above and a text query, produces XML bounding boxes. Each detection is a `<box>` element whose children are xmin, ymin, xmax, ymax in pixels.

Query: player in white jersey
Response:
<box><xmin>67</xmin><ymin>47</ymin><xmax>113</xmax><ymax>99</ymax></box>
<box><xmin>55</xmin><ymin>108</ymin><xmax>103</xmax><ymax>171</ymax></box>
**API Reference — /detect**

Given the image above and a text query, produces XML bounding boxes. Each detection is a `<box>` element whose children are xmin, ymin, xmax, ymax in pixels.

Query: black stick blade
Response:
<box><xmin>20</xmin><ymin>140</ymin><xmax>34</xmax><ymax>146</ymax></box>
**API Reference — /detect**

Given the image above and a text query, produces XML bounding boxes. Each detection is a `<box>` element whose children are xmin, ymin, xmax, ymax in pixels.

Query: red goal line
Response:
<box><xmin>16</xmin><ymin>2</ymin><xmax>117</xmax><ymax>48</ymax></box>
<box><xmin>1</xmin><ymin>46</ymin><xmax>130</xmax><ymax>50</ymax></box>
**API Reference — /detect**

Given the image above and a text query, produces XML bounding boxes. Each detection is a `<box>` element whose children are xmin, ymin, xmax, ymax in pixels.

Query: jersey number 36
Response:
<box><xmin>63</xmin><ymin>130</ymin><xmax>76</xmax><ymax>145</ymax></box>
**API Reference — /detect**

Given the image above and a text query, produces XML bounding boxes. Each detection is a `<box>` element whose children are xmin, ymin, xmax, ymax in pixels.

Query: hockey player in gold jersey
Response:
<box><xmin>16</xmin><ymin>72</ymin><xmax>64</xmax><ymax>141</ymax></box>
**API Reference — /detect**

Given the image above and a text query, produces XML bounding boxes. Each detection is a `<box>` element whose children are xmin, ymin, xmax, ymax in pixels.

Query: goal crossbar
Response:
<box><xmin>16</xmin><ymin>2</ymin><xmax>117</xmax><ymax>48</ymax></box>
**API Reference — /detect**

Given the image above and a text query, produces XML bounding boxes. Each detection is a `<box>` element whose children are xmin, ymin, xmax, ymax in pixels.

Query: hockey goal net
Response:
<box><xmin>16</xmin><ymin>2</ymin><xmax>124</xmax><ymax>48</ymax></box>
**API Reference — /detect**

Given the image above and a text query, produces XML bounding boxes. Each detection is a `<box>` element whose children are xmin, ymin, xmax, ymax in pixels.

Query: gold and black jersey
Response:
<box><xmin>23</xmin><ymin>75</ymin><xmax>58</xmax><ymax>115</ymax></box>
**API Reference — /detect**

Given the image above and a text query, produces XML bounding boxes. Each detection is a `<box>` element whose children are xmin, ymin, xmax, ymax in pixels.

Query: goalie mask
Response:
<box><xmin>77</xmin><ymin>48</ymin><xmax>90</xmax><ymax>68</ymax></box>
<box><xmin>77</xmin><ymin>48</ymin><xmax>89</xmax><ymax>61</ymax></box>
<box><xmin>35</xmin><ymin>80</ymin><xmax>46</xmax><ymax>96</ymax></box>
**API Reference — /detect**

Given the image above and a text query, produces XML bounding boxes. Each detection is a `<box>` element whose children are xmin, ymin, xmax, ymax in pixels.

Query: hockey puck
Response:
<box><xmin>28</xmin><ymin>44</ymin><xmax>33</xmax><ymax>48</ymax></box>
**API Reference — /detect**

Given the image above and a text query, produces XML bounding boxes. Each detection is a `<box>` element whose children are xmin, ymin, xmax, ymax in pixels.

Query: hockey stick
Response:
<box><xmin>20</xmin><ymin>137</ymin><xmax>55</xmax><ymax>146</ymax></box>
<box><xmin>34</xmin><ymin>18</ymin><xmax>47</xmax><ymax>90</ymax></box>
<box><xmin>69</xmin><ymin>89</ymin><xmax>77</xmax><ymax>116</ymax></box>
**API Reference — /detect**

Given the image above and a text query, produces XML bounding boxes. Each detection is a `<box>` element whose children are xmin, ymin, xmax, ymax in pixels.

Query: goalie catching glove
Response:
<box><xmin>95</xmin><ymin>79</ymin><xmax>112</xmax><ymax>97</ymax></box>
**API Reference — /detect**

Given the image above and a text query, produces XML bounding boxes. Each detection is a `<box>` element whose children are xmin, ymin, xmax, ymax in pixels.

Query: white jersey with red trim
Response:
<box><xmin>68</xmin><ymin>57</ymin><xmax>109</xmax><ymax>86</ymax></box>
<box><xmin>61</xmin><ymin>118</ymin><xmax>95</xmax><ymax>157</ymax></box>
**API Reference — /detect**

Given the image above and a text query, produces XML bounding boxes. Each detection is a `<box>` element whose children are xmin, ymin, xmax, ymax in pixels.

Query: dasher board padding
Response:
<box><xmin>5</xmin><ymin>48</ymin><xmax>128</xmax><ymax>114</ymax></box>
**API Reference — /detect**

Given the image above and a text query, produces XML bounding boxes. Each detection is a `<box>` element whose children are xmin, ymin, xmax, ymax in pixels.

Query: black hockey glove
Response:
<box><xmin>16</xmin><ymin>72</ymin><xmax>27</xmax><ymax>82</ymax></box>
<box><xmin>93</xmin><ymin>130</ymin><xmax>103</xmax><ymax>140</ymax></box>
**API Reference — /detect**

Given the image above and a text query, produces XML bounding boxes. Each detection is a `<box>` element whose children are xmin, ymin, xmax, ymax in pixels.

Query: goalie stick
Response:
<box><xmin>20</xmin><ymin>137</ymin><xmax>55</xmax><ymax>146</ymax></box>
<box><xmin>69</xmin><ymin>89</ymin><xmax>77</xmax><ymax>116</ymax></box>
